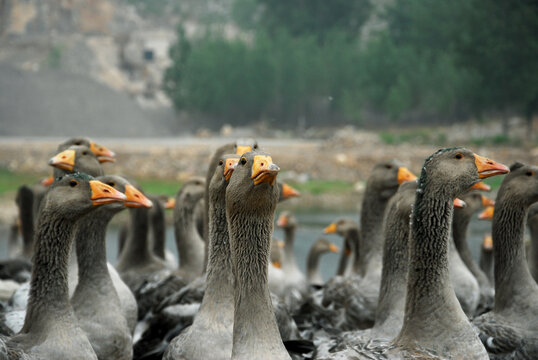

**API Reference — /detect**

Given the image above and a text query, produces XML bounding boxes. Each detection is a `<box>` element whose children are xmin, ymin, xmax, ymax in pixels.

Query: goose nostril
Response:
<box><xmin>104</xmin><ymin>189</ymin><xmax>110</xmax><ymax>193</ymax></box>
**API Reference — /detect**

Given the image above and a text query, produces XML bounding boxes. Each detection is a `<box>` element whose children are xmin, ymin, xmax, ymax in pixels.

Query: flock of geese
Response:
<box><xmin>0</xmin><ymin>137</ymin><xmax>537</xmax><ymax>359</ymax></box>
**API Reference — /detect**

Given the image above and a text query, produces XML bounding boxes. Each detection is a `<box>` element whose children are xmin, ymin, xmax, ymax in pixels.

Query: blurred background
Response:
<box><xmin>0</xmin><ymin>0</ymin><xmax>537</xmax><ymax>271</ymax></box>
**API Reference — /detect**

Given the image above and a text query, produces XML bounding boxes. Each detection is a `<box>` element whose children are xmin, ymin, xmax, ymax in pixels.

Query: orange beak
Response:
<box><xmin>281</xmin><ymin>183</ymin><xmax>300</xmax><ymax>198</ymax></box>
<box><xmin>236</xmin><ymin>145</ymin><xmax>252</xmax><ymax>155</ymax></box>
<box><xmin>90</xmin><ymin>141</ymin><xmax>116</xmax><ymax>163</ymax></box>
<box><xmin>483</xmin><ymin>234</ymin><xmax>493</xmax><ymax>250</ymax></box>
<box><xmin>323</xmin><ymin>223</ymin><xmax>338</xmax><ymax>234</ymax></box>
<box><xmin>277</xmin><ymin>214</ymin><xmax>288</xmax><ymax>227</ymax></box>
<box><xmin>479</xmin><ymin>206</ymin><xmax>494</xmax><ymax>220</ymax></box>
<box><xmin>397</xmin><ymin>167</ymin><xmax>417</xmax><ymax>184</ymax></box>
<box><xmin>41</xmin><ymin>176</ymin><xmax>54</xmax><ymax>186</ymax></box>
<box><xmin>272</xmin><ymin>261</ymin><xmax>281</xmax><ymax>269</ymax></box>
<box><xmin>48</xmin><ymin>149</ymin><xmax>76</xmax><ymax>171</ymax></box>
<box><xmin>89</xmin><ymin>180</ymin><xmax>126</xmax><ymax>205</ymax></box>
<box><xmin>329</xmin><ymin>243</ymin><xmax>339</xmax><ymax>253</ymax></box>
<box><xmin>474</xmin><ymin>154</ymin><xmax>509</xmax><ymax>179</ymax></box>
<box><xmin>164</xmin><ymin>197</ymin><xmax>176</xmax><ymax>209</ymax></box>
<box><xmin>124</xmin><ymin>184</ymin><xmax>153</xmax><ymax>208</ymax></box>
<box><xmin>251</xmin><ymin>155</ymin><xmax>279</xmax><ymax>186</ymax></box>
<box><xmin>277</xmin><ymin>241</ymin><xmax>285</xmax><ymax>249</ymax></box>
<box><xmin>471</xmin><ymin>182</ymin><xmax>491</xmax><ymax>192</ymax></box>
<box><xmin>481</xmin><ymin>195</ymin><xmax>495</xmax><ymax>207</ymax></box>
<box><xmin>454</xmin><ymin>198</ymin><xmax>466</xmax><ymax>208</ymax></box>
<box><xmin>224</xmin><ymin>158</ymin><xmax>239</xmax><ymax>181</ymax></box>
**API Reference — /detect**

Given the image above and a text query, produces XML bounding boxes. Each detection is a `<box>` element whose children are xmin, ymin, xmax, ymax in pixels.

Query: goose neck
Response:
<box><xmin>282</xmin><ymin>225</ymin><xmax>297</xmax><ymax>269</ymax></box>
<box><xmin>175</xmin><ymin>204</ymin><xmax>203</xmax><ymax>272</ymax></box>
<box><xmin>150</xmin><ymin>201</ymin><xmax>166</xmax><ymax>259</ymax></box>
<box><xmin>359</xmin><ymin>193</ymin><xmax>388</xmax><ymax>270</ymax></box>
<box><xmin>119</xmin><ymin>207</ymin><xmax>151</xmax><ymax>264</ymax></box>
<box><xmin>492</xmin><ymin>199</ymin><xmax>538</xmax><ymax>310</ymax></box>
<box><xmin>23</xmin><ymin>211</ymin><xmax>74</xmax><ymax>332</ymax></box>
<box><xmin>306</xmin><ymin>249</ymin><xmax>323</xmax><ymax>283</ymax></box>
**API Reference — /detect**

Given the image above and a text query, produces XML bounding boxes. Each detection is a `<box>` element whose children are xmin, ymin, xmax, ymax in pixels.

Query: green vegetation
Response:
<box><xmin>135</xmin><ymin>178</ymin><xmax>182</xmax><ymax>197</ymax></box>
<box><xmin>163</xmin><ymin>0</ymin><xmax>538</xmax><ymax>130</ymax></box>
<box><xmin>287</xmin><ymin>179</ymin><xmax>354</xmax><ymax>196</ymax></box>
<box><xmin>379</xmin><ymin>129</ymin><xmax>448</xmax><ymax>146</ymax></box>
<box><xmin>0</xmin><ymin>168</ymin><xmax>43</xmax><ymax>196</ymax></box>
<box><xmin>482</xmin><ymin>176</ymin><xmax>504</xmax><ymax>192</ymax></box>
<box><xmin>48</xmin><ymin>45</ymin><xmax>62</xmax><ymax>69</ymax></box>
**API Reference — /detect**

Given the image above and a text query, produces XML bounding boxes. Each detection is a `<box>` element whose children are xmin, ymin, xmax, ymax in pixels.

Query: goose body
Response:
<box><xmin>473</xmin><ymin>162</ymin><xmax>538</xmax><ymax>358</ymax></box>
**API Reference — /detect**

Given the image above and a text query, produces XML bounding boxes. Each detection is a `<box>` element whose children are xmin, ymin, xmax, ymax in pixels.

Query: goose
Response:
<box><xmin>452</xmin><ymin>192</ymin><xmax>496</xmax><ymax>315</ymax></box>
<box><xmin>48</xmin><ymin>146</ymin><xmax>104</xmax><ymax>179</ymax></box>
<box><xmin>306</xmin><ymin>238</ymin><xmax>339</xmax><ymax>286</ymax></box>
<box><xmin>71</xmin><ymin>175</ymin><xmax>152</xmax><ymax>359</ymax></box>
<box><xmin>164</xmin><ymin>154</ymin><xmax>240</xmax><ymax>360</ymax></box>
<box><xmin>148</xmin><ymin>195</ymin><xmax>177</xmax><ymax>270</ymax></box>
<box><xmin>527</xmin><ymin>202</ymin><xmax>538</xmax><ymax>282</ymax></box>
<box><xmin>13</xmin><ymin>185</ymin><xmax>34</xmax><ymax>260</ymax></box>
<box><xmin>322</xmin><ymin>161</ymin><xmax>416</xmax><ymax>330</ymax></box>
<box><xmin>276</xmin><ymin>211</ymin><xmax>308</xmax><ymax>306</ymax></box>
<box><xmin>479</xmin><ymin>234</ymin><xmax>494</xmax><ymax>285</ymax></box>
<box><xmin>5</xmin><ymin>173</ymin><xmax>126</xmax><ymax>359</ymax></box>
<box><xmin>57</xmin><ymin>137</ymin><xmax>116</xmax><ymax>163</ymax></box>
<box><xmin>322</xmin><ymin>148</ymin><xmax>507</xmax><ymax>359</ymax></box>
<box><xmin>225</xmin><ymin>151</ymin><xmax>290</xmax><ymax>359</ymax></box>
<box><xmin>323</xmin><ymin>219</ymin><xmax>360</xmax><ymax>276</ymax></box>
<box><xmin>473</xmin><ymin>162</ymin><xmax>538</xmax><ymax>358</ymax></box>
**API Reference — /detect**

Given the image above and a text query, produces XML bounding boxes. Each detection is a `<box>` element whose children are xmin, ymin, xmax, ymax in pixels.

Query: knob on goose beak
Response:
<box><xmin>90</xmin><ymin>141</ymin><xmax>116</xmax><ymax>163</ymax></box>
<box><xmin>471</xmin><ymin>182</ymin><xmax>491</xmax><ymax>192</ymax></box>
<box><xmin>474</xmin><ymin>154</ymin><xmax>510</xmax><ymax>178</ymax></box>
<box><xmin>89</xmin><ymin>180</ymin><xmax>127</xmax><ymax>205</ymax></box>
<box><xmin>251</xmin><ymin>155</ymin><xmax>279</xmax><ymax>186</ymax></box>
<box><xmin>48</xmin><ymin>149</ymin><xmax>76</xmax><ymax>171</ymax></box>
<box><xmin>124</xmin><ymin>184</ymin><xmax>153</xmax><ymax>208</ymax></box>
<box><xmin>397</xmin><ymin>167</ymin><xmax>417</xmax><ymax>184</ymax></box>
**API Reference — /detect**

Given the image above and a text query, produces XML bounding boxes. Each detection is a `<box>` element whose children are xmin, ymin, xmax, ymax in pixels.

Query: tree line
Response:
<box><xmin>163</xmin><ymin>0</ymin><xmax>538</xmax><ymax>130</ymax></box>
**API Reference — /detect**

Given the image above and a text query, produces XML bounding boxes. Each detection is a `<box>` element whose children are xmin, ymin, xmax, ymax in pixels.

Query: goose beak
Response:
<box><xmin>48</xmin><ymin>149</ymin><xmax>76</xmax><ymax>171</ymax></box>
<box><xmin>483</xmin><ymin>234</ymin><xmax>493</xmax><ymax>250</ymax></box>
<box><xmin>236</xmin><ymin>145</ymin><xmax>252</xmax><ymax>155</ymax></box>
<box><xmin>224</xmin><ymin>158</ymin><xmax>239</xmax><ymax>181</ymax></box>
<box><xmin>90</xmin><ymin>141</ymin><xmax>116</xmax><ymax>163</ymax></box>
<box><xmin>397</xmin><ymin>167</ymin><xmax>417</xmax><ymax>184</ymax></box>
<box><xmin>251</xmin><ymin>155</ymin><xmax>279</xmax><ymax>186</ymax></box>
<box><xmin>90</xmin><ymin>180</ymin><xmax>126</xmax><ymax>205</ymax></box>
<box><xmin>479</xmin><ymin>206</ymin><xmax>494</xmax><ymax>220</ymax></box>
<box><xmin>323</xmin><ymin>223</ymin><xmax>337</xmax><ymax>234</ymax></box>
<box><xmin>164</xmin><ymin>197</ymin><xmax>176</xmax><ymax>209</ymax></box>
<box><xmin>281</xmin><ymin>183</ymin><xmax>300</xmax><ymax>198</ymax></box>
<box><xmin>481</xmin><ymin>195</ymin><xmax>495</xmax><ymax>207</ymax></box>
<box><xmin>272</xmin><ymin>261</ymin><xmax>281</xmax><ymax>269</ymax></box>
<box><xmin>454</xmin><ymin>198</ymin><xmax>466</xmax><ymax>208</ymax></box>
<box><xmin>41</xmin><ymin>176</ymin><xmax>54</xmax><ymax>186</ymax></box>
<box><xmin>471</xmin><ymin>182</ymin><xmax>491</xmax><ymax>192</ymax></box>
<box><xmin>124</xmin><ymin>184</ymin><xmax>153</xmax><ymax>208</ymax></box>
<box><xmin>329</xmin><ymin>244</ymin><xmax>339</xmax><ymax>253</ymax></box>
<box><xmin>277</xmin><ymin>214</ymin><xmax>288</xmax><ymax>227</ymax></box>
<box><xmin>474</xmin><ymin>154</ymin><xmax>509</xmax><ymax>178</ymax></box>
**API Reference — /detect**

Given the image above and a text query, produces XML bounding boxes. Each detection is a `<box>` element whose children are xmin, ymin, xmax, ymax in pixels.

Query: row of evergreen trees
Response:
<box><xmin>163</xmin><ymin>0</ymin><xmax>538</xmax><ymax>129</ymax></box>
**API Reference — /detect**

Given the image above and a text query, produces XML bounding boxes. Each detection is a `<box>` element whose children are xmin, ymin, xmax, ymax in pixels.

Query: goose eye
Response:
<box><xmin>526</xmin><ymin>171</ymin><xmax>534</xmax><ymax>177</ymax></box>
<box><xmin>385</xmin><ymin>164</ymin><xmax>392</xmax><ymax>169</ymax></box>
<box><xmin>82</xmin><ymin>151</ymin><xmax>88</xmax><ymax>155</ymax></box>
<box><xmin>455</xmin><ymin>153</ymin><xmax>463</xmax><ymax>160</ymax></box>
<box><xmin>107</xmin><ymin>182</ymin><xmax>115</xmax><ymax>187</ymax></box>
<box><xmin>253</xmin><ymin>144</ymin><xmax>258</xmax><ymax>149</ymax></box>
<box><xmin>75</xmin><ymin>141</ymin><xmax>81</xmax><ymax>145</ymax></box>
<box><xmin>240</xmin><ymin>157</ymin><xmax>247</xmax><ymax>165</ymax></box>
<box><xmin>218</xmin><ymin>160</ymin><xmax>224</xmax><ymax>166</ymax></box>
<box><xmin>69</xmin><ymin>180</ymin><xmax>78</xmax><ymax>187</ymax></box>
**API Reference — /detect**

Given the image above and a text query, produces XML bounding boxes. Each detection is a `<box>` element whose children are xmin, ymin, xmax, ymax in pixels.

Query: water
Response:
<box><xmin>0</xmin><ymin>210</ymin><xmax>494</xmax><ymax>282</ymax></box>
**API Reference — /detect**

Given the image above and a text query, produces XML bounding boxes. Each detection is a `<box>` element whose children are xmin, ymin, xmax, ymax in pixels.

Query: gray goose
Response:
<box><xmin>322</xmin><ymin>161</ymin><xmax>416</xmax><ymax>330</ymax></box>
<box><xmin>164</xmin><ymin>154</ymin><xmax>240</xmax><ymax>359</ymax></box>
<box><xmin>452</xmin><ymin>192</ymin><xmax>496</xmax><ymax>315</ymax></box>
<box><xmin>323</xmin><ymin>148</ymin><xmax>507</xmax><ymax>359</ymax></box>
<box><xmin>306</xmin><ymin>238</ymin><xmax>339</xmax><ymax>286</ymax></box>
<box><xmin>71</xmin><ymin>175</ymin><xmax>151</xmax><ymax>360</ymax></box>
<box><xmin>226</xmin><ymin>151</ymin><xmax>290</xmax><ymax>360</ymax></box>
<box><xmin>479</xmin><ymin>234</ymin><xmax>494</xmax><ymax>285</ymax></box>
<box><xmin>473</xmin><ymin>162</ymin><xmax>538</xmax><ymax>358</ymax></box>
<box><xmin>527</xmin><ymin>202</ymin><xmax>538</xmax><ymax>282</ymax></box>
<box><xmin>148</xmin><ymin>195</ymin><xmax>177</xmax><ymax>270</ymax></box>
<box><xmin>5</xmin><ymin>173</ymin><xmax>126</xmax><ymax>360</ymax></box>
<box><xmin>323</xmin><ymin>219</ymin><xmax>360</xmax><ymax>276</ymax></box>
